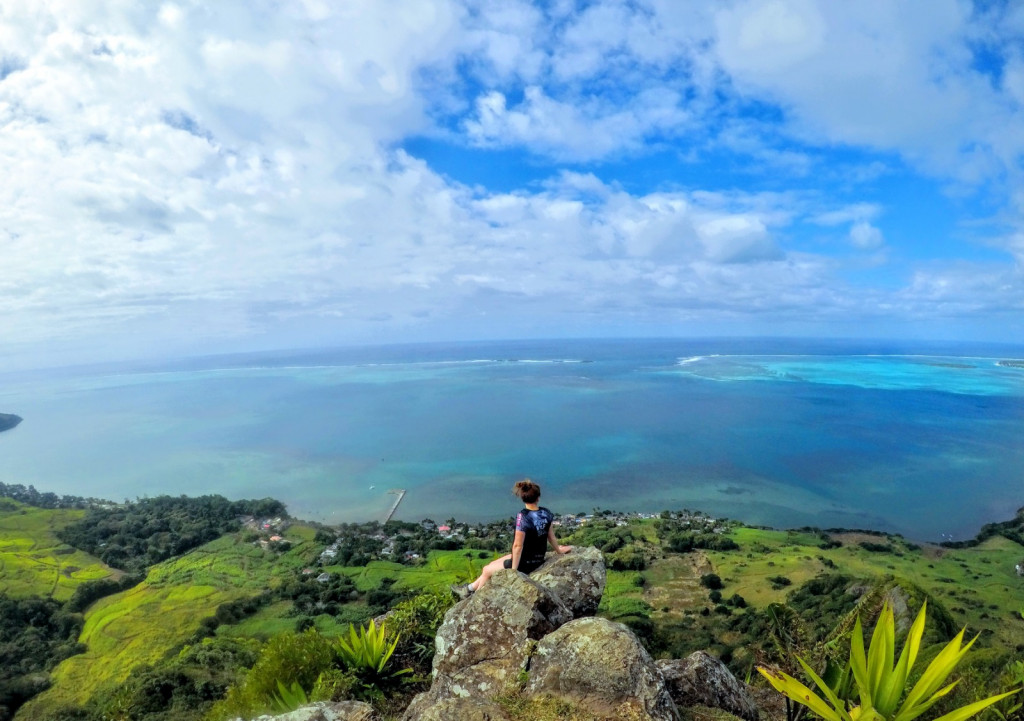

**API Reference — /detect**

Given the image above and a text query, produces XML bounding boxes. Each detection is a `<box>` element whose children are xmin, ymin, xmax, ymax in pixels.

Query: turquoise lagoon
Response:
<box><xmin>0</xmin><ymin>339</ymin><xmax>1022</xmax><ymax>541</ymax></box>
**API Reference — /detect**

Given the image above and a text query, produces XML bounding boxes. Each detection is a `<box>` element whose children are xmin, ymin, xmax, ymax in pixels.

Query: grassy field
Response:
<box><xmin>218</xmin><ymin>600</ymin><xmax>361</xmax><ymax>639</ymax></box>
<box><xmin>699</xmin><ymin>526</ymin><xmax>1023</xmax><ymax>645</ymax></box>
<box><xmin>208</xmin><ymin>548</ymin><xmax>495</xmax><ymax>642</ymax></box>
<box><xmin>0</xmin><ymin>501</ymin><xmax>117</xmax><ymax>600</ymax></box>
<box><xmin>17</xmin><ymin>526</ymin><xmax>321</xmax><ymax>720</ymax></box>
<box><xmin>329</xmin><ymin>548</ymin><xmax>494</xmax><ymax>592</ymax></box>
<box><xmin>583</xmin><ymin>521</ymin><xmax>1024</xmax><ymax>649</ymax></box>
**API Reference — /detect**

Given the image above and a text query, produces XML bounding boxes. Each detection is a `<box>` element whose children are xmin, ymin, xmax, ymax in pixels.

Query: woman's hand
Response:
<box><xmin>558</xmin><ymin>545</ymin><xmax>572</xmax><ymax>554</ymax></box>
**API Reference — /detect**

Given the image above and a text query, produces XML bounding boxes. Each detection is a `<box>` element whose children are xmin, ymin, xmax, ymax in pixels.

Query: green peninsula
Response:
<box><xmin>0</xmin><ymin>413</ymin><xmax>22</xmax><ymax>433</ymax></box>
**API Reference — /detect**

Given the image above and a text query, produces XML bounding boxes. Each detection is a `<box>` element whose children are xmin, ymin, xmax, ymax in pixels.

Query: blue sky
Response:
<box><xmin>2</xmin><ymin>0</ymin><xmax>1024</xmax><ymax>367</ymax></box>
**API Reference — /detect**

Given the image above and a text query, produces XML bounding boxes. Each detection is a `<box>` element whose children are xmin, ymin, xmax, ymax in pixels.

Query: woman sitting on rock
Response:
<box><xmin>452</xmin><ymin>479</ymin><xmax>571</xmax><ymax>599</ymax></box>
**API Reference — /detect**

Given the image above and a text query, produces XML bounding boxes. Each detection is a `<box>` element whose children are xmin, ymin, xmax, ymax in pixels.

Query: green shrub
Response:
<box><xmin>601</xmin><ymin>597</ymin><xmax>654</xmax><ymax>621</ymax></box>
<box><xmin>203</xmin><ymin>629</ymin><xmax>336</xmax><ymax>721</ymax></box>
<box><xmin>858</xmin><ymin>541</ymin><xmax>893</xmax><ymax>553</ymax></box>
<box><xmin>608</xmin><ymin>548</ymin><xmax>647</xmax><ymax>571</ymax></box>
<box><xmin>385</xmin><ymin>588</ymin><xmax>455</xmax><ymax>670</ymax></box>
<box><xmin>333</xmin><ymin>619</ymin><xmax>412</xmax><ymax>703</ymax></box>
<box><xmin>667</xmin><ymin>532</ymin><xmax>739</xmax><ymax>552</ymax></box>
<box><xmin>700</xmin><ymin>573</ymin><xmax>723</xmax><ymax>590</ymax></box>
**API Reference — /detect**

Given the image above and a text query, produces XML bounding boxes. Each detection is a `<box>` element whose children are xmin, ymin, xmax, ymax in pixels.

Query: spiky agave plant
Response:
<box><xmin>270</xmin><ymin>679</ymin><xmax>309</xmax><ymax>713</ymax></box>
<box><xmin>758</xmin><ymin>602</ymin><xmax>1019</xmax><ymax>721</ymax></box>
<box><xmin>335</xmin><ymin>619</ymin><xmax>411</xmax><ymax>680</ymax></box>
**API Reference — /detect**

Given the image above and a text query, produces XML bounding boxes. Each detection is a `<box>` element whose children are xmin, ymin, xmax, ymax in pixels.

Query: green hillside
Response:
<box><xmin>0</xmin><ymin>501</ymin><xmax>117</xmax><ymax>601</ymax></box>
<box><xmin>4</xmin><ymin>497</ymin><xmax>1023</xmax><ymax>721</ymax></box>
<box><xmin>16</xmin><ymin>527</ymin><xmax>320</xmax><ymax>720</ymax></box>
<box><xmin>708</xmin><ymin>528</ymin><xmax>1024</xmax><ymax>643</ymax></box>
<box><xmin>572</xmin><ymin>519</ymin><xmax>1024</xmax><ymax>653</ymax></box>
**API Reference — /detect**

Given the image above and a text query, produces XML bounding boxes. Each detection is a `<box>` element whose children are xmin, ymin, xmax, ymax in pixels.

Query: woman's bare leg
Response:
<box><xmin>470</xmin><ymin>555</ymin><xmax>510</xmax><ymax>590</ymax></box>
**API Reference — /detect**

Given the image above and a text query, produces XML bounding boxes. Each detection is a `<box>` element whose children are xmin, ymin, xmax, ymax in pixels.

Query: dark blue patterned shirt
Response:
<box><xmin>515</xmin><ymin>506</ymin><xmax>554</xmax><ymax>568</ymax></box>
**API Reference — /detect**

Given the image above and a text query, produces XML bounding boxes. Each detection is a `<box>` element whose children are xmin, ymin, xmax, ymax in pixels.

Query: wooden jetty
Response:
<box><xmin>383</xmin><ymin>488</ymin><xmax>406</xmax><ymax>523</ymax></box>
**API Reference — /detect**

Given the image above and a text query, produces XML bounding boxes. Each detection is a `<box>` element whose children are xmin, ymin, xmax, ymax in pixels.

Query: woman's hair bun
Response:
<box><xmin>513</xmin><ymin>479</ymin><xmax>541</xmax><ymax>503</ymax></box>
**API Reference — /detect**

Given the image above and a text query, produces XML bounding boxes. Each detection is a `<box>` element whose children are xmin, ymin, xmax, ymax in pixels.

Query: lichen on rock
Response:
<box><xmin>244</xmin><ymin>700</ymin><xmax>377</xmax><ymax>721</ymax></box>
<box><xmin>525</xmin><ymin>616</ymin><xmax>679</xmax><ymax>721</ymax></box>
<box><xmin>528</xmin><ymin>545</ymin><xmax>606</xmax><ymax>618</ymax></box>
<box><xmin>404</xmin><ymin>567</ymin><xmax>573</xmax><ymax>719</ymax></box>
<box><xmin>656</xmin><ymin>651</ymin><xmax>759</xmax><ymax>721</ymax></box>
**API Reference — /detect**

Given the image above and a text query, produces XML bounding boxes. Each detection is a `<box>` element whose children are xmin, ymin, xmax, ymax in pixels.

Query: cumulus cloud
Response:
<box><xmin>849</xmin><ymin>222</ymin><xmax>884</xmax><ymax>251</ymax></box>
<box><xmin>1</xmin><ymin>0</ymin><xmax>1022</xmax><ymax>366</ymax></box>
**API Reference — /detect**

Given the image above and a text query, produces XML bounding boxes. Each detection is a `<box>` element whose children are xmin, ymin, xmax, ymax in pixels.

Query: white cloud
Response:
<box><xmin>812</xmin><ymin>204</ymin><xmax>881</xmax><ymax>227</ymax></box>
<box><xmin>849</xmin><ymin>221</ymin><xmax>884</xmax><ymax>250</ymax></box>
<box><xmin>464</xmin><ymin>85</ymin><xmax>688</xmax><ymax>160</ymax></box>
<box><xmin>451</xmin><ymin>0</ymin><xmax>1024</xmax><ymax>201</ymax></box>
<box><xmin>712</xmin><ymin>0</ymin><xmax>1024</xmax><ymax>183</ymax></box>
<box><xmin>1</xmin><ymin>0</ymin><xmax>1023</xmax><ymax>367</ymax></box>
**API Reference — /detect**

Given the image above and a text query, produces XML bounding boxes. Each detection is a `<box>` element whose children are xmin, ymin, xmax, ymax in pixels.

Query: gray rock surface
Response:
<box><xmin>656</xmin><ymin>651</ymin><xmax>759</xmax><ymax>721</ymax></box>
<box><xmin>529</xmin><ymin>545</ymin><xmax>606</xmax><ymax>618</ymax></box>
<box><xmin>401</xmin><ymin>696</ymin><xmax>513</xmax><ymax>721</ymax></box>
<box><xmin>403</xmin><ymin>568</ymin><xmax>573</xmax><ymax>719</ymax></box>
<box><xmin>526</xmin><ymin>616</ymin><xmax>679</xmax><ymax>721</ymax></box>
<box><xmin>245</xmin><ymin>700</ymin><xmax>377</xmax><ymax>721</ymax></box>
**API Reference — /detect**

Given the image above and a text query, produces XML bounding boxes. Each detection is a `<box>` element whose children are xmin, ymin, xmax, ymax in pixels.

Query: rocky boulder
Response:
<box><xmin>245</xmin><ymin>700</ymin><xmax>377</xmax><ymax>721</ymax></box>
<box><xmin>401</xmin><ymin>697</ymin><xmax>512</xmax><ymax>721</ymax></box>
<box><xmin>656</xmin><ymin>652</ymin><xmax>759</xmax><ymax>721</ymax></box>
<box><xmin>403</xmin><ymin>569</ymin><xmax>572</xmax><ymax>719</ymax></box>
<box><xmin>525</xmin><ymin>616</ymin><xmax>679</xmax><ymax>721</ymax></box>
<box><xmin>529</xmin><ymin>545</ymin><xmax>606</xmax><ymax>618</ymax></box>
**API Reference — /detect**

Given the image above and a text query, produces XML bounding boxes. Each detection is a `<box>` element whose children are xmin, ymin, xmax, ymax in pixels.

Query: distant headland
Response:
<box><xmin>0</xmin><ymin>413</ymin><xmax>22</xmax><ymax>433</ymax></box>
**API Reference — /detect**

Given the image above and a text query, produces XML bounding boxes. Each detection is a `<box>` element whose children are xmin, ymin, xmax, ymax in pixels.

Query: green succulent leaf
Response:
<box><xmin>763</xmin><ymin>601</ymin><xmax>1019</xmax><ymax>721</ymax></box>
<box><xmin>758</xmin><ymin>666</ymin><xmax>849</xmax><ymax>721</ymax></box>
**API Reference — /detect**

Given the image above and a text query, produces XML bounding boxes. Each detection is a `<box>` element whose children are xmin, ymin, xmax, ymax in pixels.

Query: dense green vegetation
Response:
<box><xmin>0</xmin><ymin>494</ymin><xmax>288</xmax><ymax>720</ymax></box>
<box><xmin>0</xmin><ymin>484</ymin><xmax>90</xmax><ymax>510</ymax></box>
<box><xmin>56</xmin><ymin>495</ymin><xmax>287</xmax><ymax>573</ymax></box>
<box><xmin>0</xmin><ymin>594</ymin><xmax>84</xmax><ymax>721</ymax></box>
<box><xmin>47</xmin><ymin>636</ymin><xmax>262</xmax><ymax>721</ymax></box>
<box><xmin>0</xmin><ymin>502</ymin><xmax>118</xmax><ymax>721</ymax></box>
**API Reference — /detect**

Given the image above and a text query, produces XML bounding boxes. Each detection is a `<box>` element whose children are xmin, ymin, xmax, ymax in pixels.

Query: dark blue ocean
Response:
<box><xmin>1</xmin><ymin>338</ymin><xmax>1022</xmax><ymax>541</ymax></box>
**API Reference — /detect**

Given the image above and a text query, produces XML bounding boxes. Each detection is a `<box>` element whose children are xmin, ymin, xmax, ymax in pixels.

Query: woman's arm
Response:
<box><xmin>511</xmin><ymin>529</ymin><xmax>525</xmax><ymax>569</ymax></box>
<box><xmin>547</xmin><ymin>526</ymin><xmax>571</xmax><ymax>554</ymax></box>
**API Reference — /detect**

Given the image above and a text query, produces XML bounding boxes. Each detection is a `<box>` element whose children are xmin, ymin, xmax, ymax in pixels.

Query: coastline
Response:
<box><xmin>2</xmin><ymin>480</ymin><xmax>1019</xmax><ymax>549</ymax></box>
<box><xmin>0</xmin><ymin>413</ymin><xmax>22</xmax><ymax>433</ymax></box>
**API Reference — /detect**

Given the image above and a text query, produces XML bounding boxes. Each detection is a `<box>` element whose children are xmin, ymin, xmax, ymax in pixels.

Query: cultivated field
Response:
<box><xmin>0</xmin><ymin>501</ymin><xmax>116</xmax><ymax>600</ymax></box>
<box><xmin>17</xmin><ymin>526</ymin><xmax>320</xmax><ymax>720</ymax></box>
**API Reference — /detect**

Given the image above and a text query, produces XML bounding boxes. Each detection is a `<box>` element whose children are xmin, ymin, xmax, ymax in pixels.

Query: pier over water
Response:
<box><xmin>384</xmin><ymin>489</ymin><xmax>406</xmax><ymax>523</ymax></box>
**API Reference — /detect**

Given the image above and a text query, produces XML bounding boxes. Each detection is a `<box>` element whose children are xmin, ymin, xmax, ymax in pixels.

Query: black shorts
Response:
<box><xmin>504</xmin><ymin>557</ymin><xmax>544</xmax><ymax>574</ymax></box>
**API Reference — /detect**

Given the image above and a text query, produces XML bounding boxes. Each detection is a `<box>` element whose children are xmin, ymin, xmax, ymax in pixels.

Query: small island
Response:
<box><xmin>997</xmin><ymin>359</ymin><xmax>1024</xmax><ymax>369</ymax></box>
<box><xmin>0</xmin><ymin>413</ymin><xmax>23</xmax><ymax>433</ymax></box>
